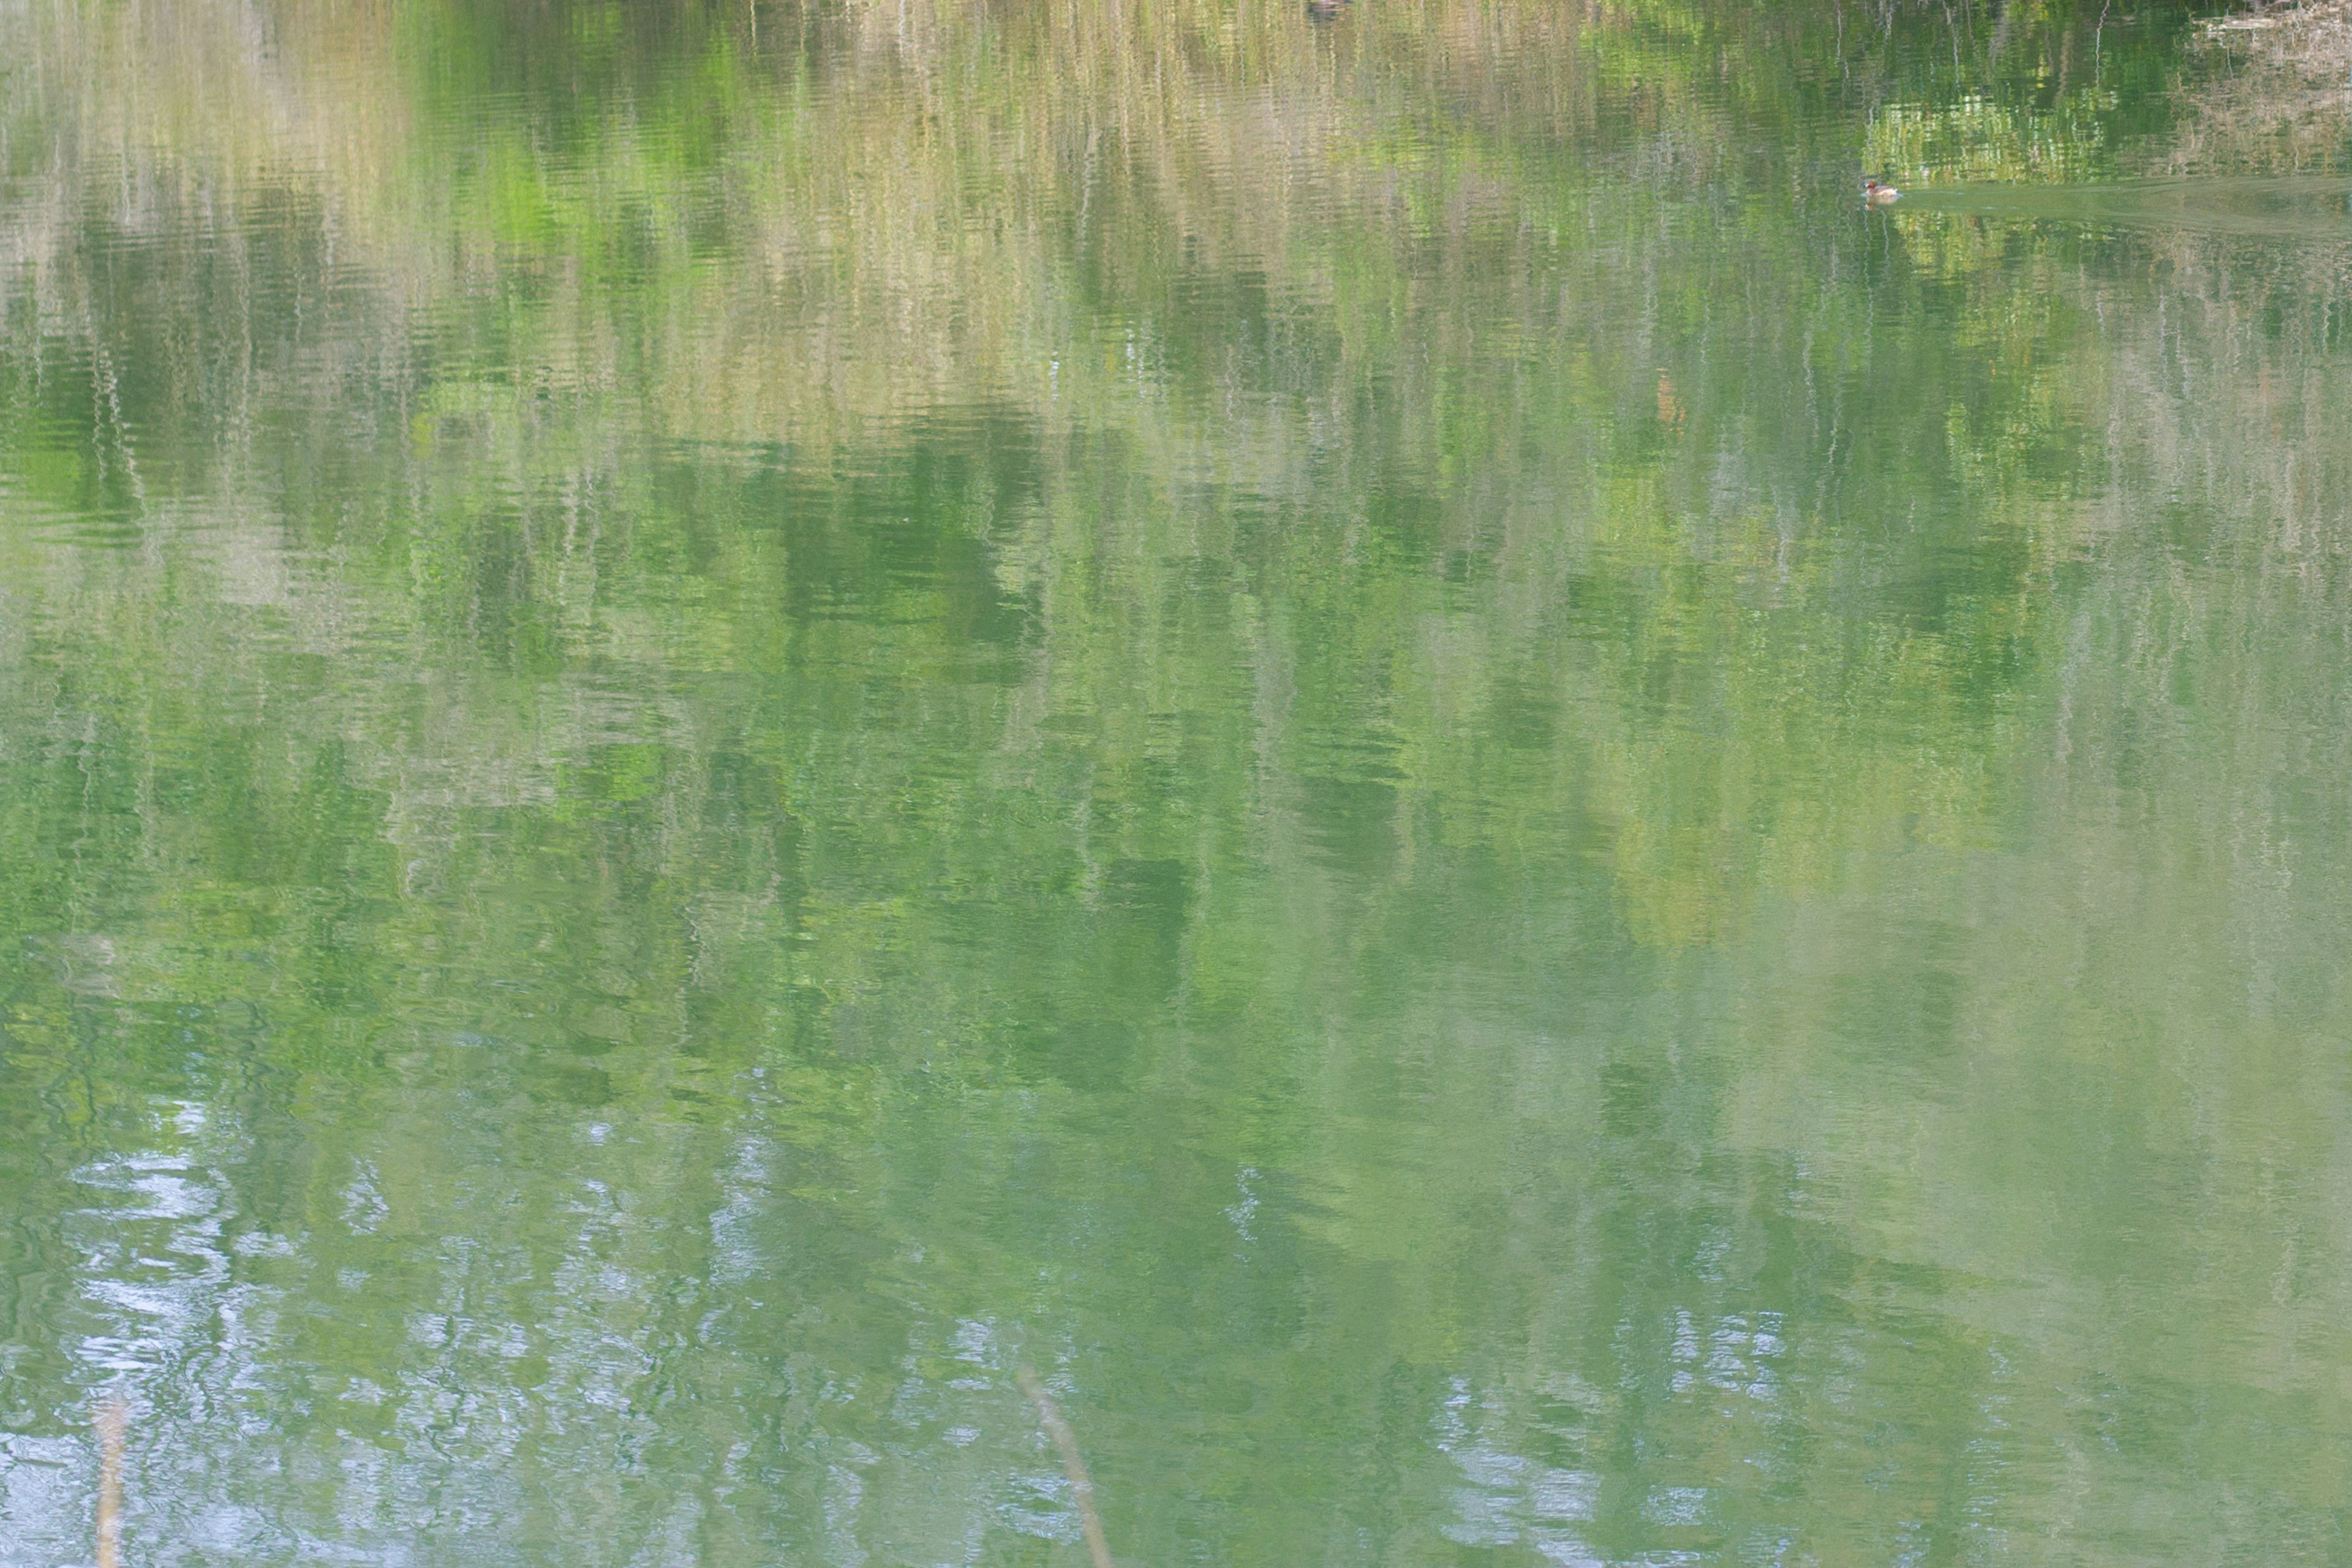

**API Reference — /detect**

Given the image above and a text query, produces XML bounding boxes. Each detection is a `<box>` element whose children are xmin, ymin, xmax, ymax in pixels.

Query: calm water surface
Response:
<box><xmin>2</xmin><ymin>0</ymin><xmax>2350</xmax><ymax>1561</ymax></box>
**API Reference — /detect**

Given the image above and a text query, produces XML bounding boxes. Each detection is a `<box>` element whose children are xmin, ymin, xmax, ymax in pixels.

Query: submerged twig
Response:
<box><xmin>1015</xmin><ymin>1364</ymin><xmax>1113</xmax><ymax>1568</ymax></box>
<box><xmin>93</xmin><ymin>1397</ymin><xmax>127</xmax><ymax>1568</ymax></box>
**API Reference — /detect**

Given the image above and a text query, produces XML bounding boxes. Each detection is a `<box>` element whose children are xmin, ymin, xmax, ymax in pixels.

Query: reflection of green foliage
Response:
<box><xmin>2</xmin><ymin>0</ymin><xmax>2350</xmax><ymax>1561</ymax></box>
<box><xmin>1866</xmin><ymin>90</ymin><xmax>2117</xmax><ymax>184</ymax></box>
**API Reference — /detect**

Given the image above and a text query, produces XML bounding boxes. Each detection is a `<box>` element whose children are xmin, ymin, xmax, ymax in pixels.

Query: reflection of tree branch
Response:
<box><xmin>1016</xmin><ymin>1365</ymin><xmax>1113</xmax><ymax>1568</ymax></box>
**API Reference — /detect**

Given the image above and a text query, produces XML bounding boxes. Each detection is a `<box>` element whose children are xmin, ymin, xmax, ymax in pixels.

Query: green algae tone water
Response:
<box><xmin>2</xmin><ymin>0</ymin><xmax>2350</xmax><ymax>1561</ymax></box>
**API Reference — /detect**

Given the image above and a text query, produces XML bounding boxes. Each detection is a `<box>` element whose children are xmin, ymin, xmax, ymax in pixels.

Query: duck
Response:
<box><xmin>1863</xmin><ymin>179</ymin><xmax>1901</xmax><ymax>205</ymax></box>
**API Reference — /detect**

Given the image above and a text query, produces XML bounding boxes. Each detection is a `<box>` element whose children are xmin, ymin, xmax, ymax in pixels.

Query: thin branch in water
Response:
<box><xmin>94</xmin><ymin>1398</ymin><xmax>127</xmax><ymax>1568</ymax></box>
<box><xmin>1016</xmin><ymin>1365</ymin><xmax>1114</xmax><ymax>1568</ymax></box>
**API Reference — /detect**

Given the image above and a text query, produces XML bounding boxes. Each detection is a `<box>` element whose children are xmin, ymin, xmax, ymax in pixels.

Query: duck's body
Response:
<box><xmin>1863</xmin><ymin>179</ymin><xmax>1901</xmax><ymax>205</ymax></box>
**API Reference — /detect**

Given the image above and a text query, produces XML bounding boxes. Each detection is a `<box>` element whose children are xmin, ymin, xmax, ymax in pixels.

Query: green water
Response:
<box><xmin>2</xmin><ymin>0</ymin><xmax>2350</xmax><ymax>1561</ymax></box>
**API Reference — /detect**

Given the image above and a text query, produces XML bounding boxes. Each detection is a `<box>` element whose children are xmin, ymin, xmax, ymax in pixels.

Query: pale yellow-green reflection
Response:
<box><xmin>1</xmin><ymin>0</ymin><xmax>2349</xmax><ymax>1561</ymax></box>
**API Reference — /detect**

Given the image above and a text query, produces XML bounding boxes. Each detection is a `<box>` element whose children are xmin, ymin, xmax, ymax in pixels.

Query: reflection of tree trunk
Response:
<box><xmin>94</xmin><ymin>1398</ymin><xmax>127</xmax><ymax>1568</ymax></box>
<box><xmin>1016</xmin><ymin>1365</ymin><xmax>1114</xmax><ymax>1568</ymax></box>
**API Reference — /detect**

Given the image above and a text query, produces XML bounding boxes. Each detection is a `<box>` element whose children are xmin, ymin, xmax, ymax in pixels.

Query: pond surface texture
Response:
<box><xmin>2</xmin><ymin>0</ymin><xmax>2350</xmax><ymax>1562</ymax></box>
